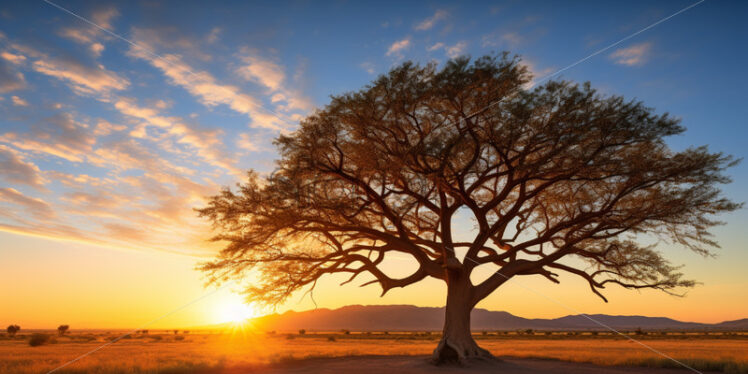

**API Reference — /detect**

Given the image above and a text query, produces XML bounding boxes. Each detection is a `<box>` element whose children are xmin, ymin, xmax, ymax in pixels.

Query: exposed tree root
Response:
<box><xmin>432</xmin><ymin>337</ymin><xmax>495</xmax><ymax>366</ymax></box>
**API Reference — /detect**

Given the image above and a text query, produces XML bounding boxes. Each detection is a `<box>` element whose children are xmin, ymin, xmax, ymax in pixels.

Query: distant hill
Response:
<box><xmin>243</xmin><ymin>305</ymin><xmax>745</xmax><ymax>332</ymax></box>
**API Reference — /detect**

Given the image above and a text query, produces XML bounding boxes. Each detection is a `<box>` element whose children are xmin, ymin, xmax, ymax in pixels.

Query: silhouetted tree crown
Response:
<box><xmin>57</xmin><ymin>325</ymin><xmax>69</xmax><ymax>336</ymax></box>
<box><xmin>198</xmin><ymin>53</ymin><xmax>739</xmax><ymax>361</ymax></box>
<box><xmin>6</xmin><ymin>325</ymin><xmax>20</xmax><ymax>337</ymax></box>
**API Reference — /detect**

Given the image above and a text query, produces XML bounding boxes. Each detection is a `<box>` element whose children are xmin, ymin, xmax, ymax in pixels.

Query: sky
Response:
<box><xmin>1</xmin><ymin>0</ymin><xmax>747</xmax><ymax>329</ymax></box>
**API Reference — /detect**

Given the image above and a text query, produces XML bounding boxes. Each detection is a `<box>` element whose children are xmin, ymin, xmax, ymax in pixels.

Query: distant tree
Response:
<box><xmin>57</xmin><ymin>325</ymin><xmax>69</xmax><ymax>336</ymax></box>
<box><xmin>298</xmin><ymin>329</ymin><xmax>306</xmax><ymax>335</ymax></box>
<box><xmin>199</xmin><ymin>54</ymin><xmax>740</xmax><ymax>363</ymax></box>
<box><xmin>6</xmin><ymin>325</ymin><xmax>20</xmax><ymax>337</ymax></box>
<box><xmin>173</xmin><ymin>330</ymin><xmax>179</xmax><ymax>335</ymax></box>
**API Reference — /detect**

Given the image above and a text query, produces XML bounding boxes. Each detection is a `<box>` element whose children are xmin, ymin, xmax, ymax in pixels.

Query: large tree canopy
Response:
<box><xmin>198</xmin><ymin>54</ymin><xmax>739</xmax><ymax>362</ymax></box>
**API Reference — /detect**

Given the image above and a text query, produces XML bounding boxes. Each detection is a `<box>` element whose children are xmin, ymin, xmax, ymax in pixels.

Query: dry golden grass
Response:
<box><xmin>0</xmin><ymin>330</ymin><xmax>746</xmax><ymax>373</ymax></box>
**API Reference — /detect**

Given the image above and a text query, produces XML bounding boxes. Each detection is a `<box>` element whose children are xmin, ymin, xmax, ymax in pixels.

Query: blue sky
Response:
<box><xmin>1</xmin><ymin>0</ymin><xmax>747</xmax><ymax>327</ymax></box>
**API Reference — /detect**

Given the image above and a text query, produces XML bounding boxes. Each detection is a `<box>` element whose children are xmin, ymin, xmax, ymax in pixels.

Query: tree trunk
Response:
<box><xmin>432</xmin><ymin>272</ymin><xmax>493</xmax><ymax>364</ymax></box>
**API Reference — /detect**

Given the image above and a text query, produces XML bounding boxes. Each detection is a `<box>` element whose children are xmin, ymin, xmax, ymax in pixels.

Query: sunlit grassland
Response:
<box><xmin>1</xmin><ymin>329</ymin><xmax>746</xmax><ymax>373</ymax></box>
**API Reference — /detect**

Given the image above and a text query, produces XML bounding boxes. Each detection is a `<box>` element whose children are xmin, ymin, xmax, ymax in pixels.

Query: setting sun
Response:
<box><xmin>214</xmin><ymin>297</ymin><xmax>257</xmax><ymax>324</ymax></box>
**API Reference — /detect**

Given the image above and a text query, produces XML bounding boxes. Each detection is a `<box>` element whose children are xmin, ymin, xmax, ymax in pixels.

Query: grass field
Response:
<box><xmin>1</xmin><ymin>330</ymin><xmax>746</xmax><ymax>374</ymax></box>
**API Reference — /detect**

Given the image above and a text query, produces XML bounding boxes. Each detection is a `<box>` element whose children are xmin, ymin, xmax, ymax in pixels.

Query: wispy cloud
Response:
<box><xmin>0</xmin><ymin>58</ymin><xmax>25</xmax><ymax>93</ymax></box>
<box><xmin>113</xmin><ymin>98</ymin><xmax>238</xmax><ymax>173</ymax></box>
<box><xmin>609</xmin><ymin>42</ymin><xmax>652</xmax><ymax>66</ymax></box>
<box><xmin>446</xmin><ymin>41</ymin><xmax>467</xmax><ymax>58</ymax></box>
<box><xmin>386</xmin><ymin>38</ymin><xmax>411</xmax><ymax>57</ymax></box>
<box><xmin>58</xmin><ymin>6</ymin><xmax>119</xmax><ymax>57</ymax></box>
<box><xmin>359</xmin><ymin>61</ymin><xmax>376</xmax><ymax>74</ymax></box>
<box><xmin>127</xmin><ymin>30</ymin><xmax>297</xmax><ymax>131</ymax></box>
<box><xmin>415</xmin><ymin>10</ymin><xmax>448</xmax><ymax>31</ymax></box>
<box><xmin>10</xmin><ymin>95</ymin><xmax>28</xmax><ymax>106</ymax></box>
<box><xmin>0</xmin><ymin>113</ymin><xmax>97</xmax><ymax>163</ymax></box>
<box><xmin>0</xmin><ymin>145</ymin><xmax>46</xmax><ymax>189</ymax></box>
<box><xmin>0</xmin><ymin>188</ymin><xmax>55</xmax><ymax>220</ymax></box>
<box><xmin>235</xmin><ymin>49</ymin><xmax>314</xmax><ymax>113</ymax></box>
<box><xmin>427</xmin><ymin>41</ymin><xmax>467</xmax><ymax>58</ymax></box>
<box><xmin>427</xmin><ymin>42</ymin><xmax>445</xmax><ymax>52</ymax></box>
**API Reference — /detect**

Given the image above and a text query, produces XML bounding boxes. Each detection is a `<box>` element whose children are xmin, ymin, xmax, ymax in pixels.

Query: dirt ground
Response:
<box><xmin>219</xmin><ymin>355</ymin><xmax>716</xmax><ymax>374</ymax></box>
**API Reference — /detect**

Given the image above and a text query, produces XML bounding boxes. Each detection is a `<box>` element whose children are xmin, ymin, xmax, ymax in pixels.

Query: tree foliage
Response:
<box><xmin>199</xmin><ymin>54</ymin><xmax>739</xmax><ymax>308</ymax></box>
<box><xmin>6</xmin><ymin>324</ymin><xmax>20</xmax><ymax>337</ymax></box>
<box><xmin>57</xmin><ymin>325</ymin><xmax>69</xmax><ymax>336</ymax></box>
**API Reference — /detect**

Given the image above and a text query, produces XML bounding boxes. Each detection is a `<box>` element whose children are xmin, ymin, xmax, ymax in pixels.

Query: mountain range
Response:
<box><xmin>246</xmin><ymin>304</ymin><xmax>748</xmax><ymax>331</ymax></box>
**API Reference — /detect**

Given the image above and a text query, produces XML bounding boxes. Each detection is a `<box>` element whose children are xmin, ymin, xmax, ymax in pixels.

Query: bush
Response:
<box><xmin>286</xmin><ymin>334</ymin><xmax>295</xmax><ymax>340</ymax></box>
<box><xmin>29</xmin><ymin>333</ymin><xmax>50</xmax><ymax>347</ymax></box>
<box><xmin>298</xmin><ymin>329</ymin><xmax>306</xmax><ymax>335</ymax></box>
<box><xmin>174</xmin><ymin>335</ymin><xmax>185</xmax><ymax>341</ymax></box>
<box><xmin>327</xmin><ymin>336</ymin><xmax>336</xmax><ymax>342</ymax></box>
<box><xmin>341</xmin><ymin>329</ymin><xmax>350</xmax><ymax>335</ymax></box>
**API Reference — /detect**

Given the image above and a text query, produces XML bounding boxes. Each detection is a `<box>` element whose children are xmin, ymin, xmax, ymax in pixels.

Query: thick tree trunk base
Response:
<box><xmin>431</xmin><ymin>336</ymin><xmax>495</xmax><ymax>365</ymax></box>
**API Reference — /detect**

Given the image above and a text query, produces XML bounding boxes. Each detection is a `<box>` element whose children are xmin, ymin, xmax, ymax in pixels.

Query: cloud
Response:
<box><xmin>386</xmin><ymin>38</ymin><xmax>411</xmax><ymax>57</ymax></box>
<box><xmin>500</xmin><ymin>32</ymin><xmax>522</xmax><ymax>46</ymax></box>
<box><xmin>521</xmin><ymin>59</ymin><xmax>555</xmax><ymax>88</ymax></box>
<box><xmin>359</xmin><ymin>61</ymin><xmax>376</xmax><ymax>74</ymax></box>
<box><xmin>235</xmin><ymin>49</ymin><xmax>314</xmax><ymax>115</ymax></box>
<box><xmin>236</xmin><ymin>54</ymin><xmax>286</xmax><ymax>91</ymax></box>
<box><xmin>0</xmin><ymin>113</ymin><xmax>97</xmax><ymax>162</ymax></box>
<box><xmin>113</xmin><ymin>98</ymin><xmax>238</xmax><ymax>173</ymax></box>
<box><xmin>427</xmin><ymin>41</ymin><xmax>467</xmax><ymax>58</ymax></box>
<box><xmin>427</xmin><ymin>42</ymin><xmax>445</xmax><ymax>52</ymax></box>
<box><xmin>10</xmin><ymin>95</ymin><xmax>28</xmax><ymax>106</ymax></box>
<box><xmin>236</xmin><ymin>133</ymin><xmax>258</xmax><ymax>152</ymax></box>
<box><xmin>0</xmin><ymin>58</ymin><xmax>25</xmax><ymax>93</ymax></box>
<box><xmin>127</xmin><ymin>40</ymin><xmax>292</xmax><ymax>131</ymax></box>
<box><xmin>1</xmin><ymin>51</ymin><xmax>26</xmax><ymax>64</ymax></box>
<box><xmin>93</xmin><ymin>119</ymin><xmax>127</xmax><ymax>136</ymax></box>
<box><xmin>31</xmin><ymin>57</ymin><xmax>129</xmax><ymax>96</ymax></box>
<box><xmin>59</xmin><ymin>7</ymin><xmax>119</xmax><ymax>57</ymax></box>
<box><xmin>0</xmin><ymin>145</ymin><xmax>46</xmax><ymax>189</ymax></box>
<box><xmin>481</xmin><ymin>31</ymin><xmax>525</xmax><ymax>48</ymax></box>
<box><xmin>446</xmin><ymin>41</ymin><xmax>467</xmax><ymax>58</ymax></box>
<box><xmin>609</xmin><ymin>42</ymin><xmax>652</xmax><ymax>66</ymax></box>
<box><xmin>0</xmin><ymin>188</ymin><xmax>55</xmax><ymax>219</ymax></box>
<box><xmin>415</xmin><ymin>10</ymin><xmax>448</xmax><ymax>31</ymax></box>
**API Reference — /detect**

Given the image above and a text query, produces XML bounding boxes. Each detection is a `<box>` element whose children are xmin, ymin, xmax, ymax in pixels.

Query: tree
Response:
<box><xmin>6</xmin><ymin>325</ymin><xmax>20</xmax><ymax>337</ymax></box>
<box><xmin>198</xmin><ymin>54</ymin><xmax>739</xmax><ymax>363</ymax></box>
<box><xmin>57</xmin><ymin>325</ymin><xmax>69</xmax><ymax>336</ymax></box>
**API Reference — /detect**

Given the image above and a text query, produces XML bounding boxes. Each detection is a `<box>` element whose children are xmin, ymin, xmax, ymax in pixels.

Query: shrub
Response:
<box><xmin>29</xmin><ymin>333</ymin><xmax>50</xmax><ymax>347</ymax></box>
<box><xmin>174</xmin><ymin>335</ymin><xmax>185</xmax><ymax>341</ymax></box>
<box><xmin>341</xmin><ymin>329</ymin><xmax>350</xmax><ymax>335</ymax></box>
<box><xmin>327</xmin><ymin>336</ymin><xmax>336</xmax><ymax>342</ymax></box>
<box><xmin>286</xmin><ymin>334</ymin><xmax>295</xmax><ymax>340</ymax></box>
<box><xmin>298</xmin><ymin>329</ymin><xmax>306</xmax><ymax>335</ymax></box>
